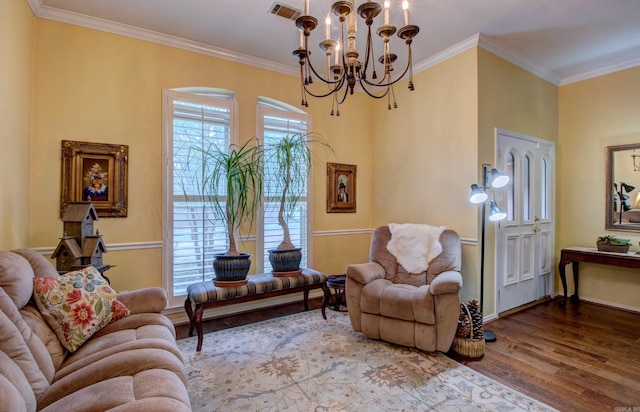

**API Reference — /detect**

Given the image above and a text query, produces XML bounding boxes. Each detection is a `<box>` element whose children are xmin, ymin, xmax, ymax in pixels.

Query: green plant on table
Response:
<box><xmin>265</xmin><ymin>132</ymin><xmax>333</xmax><ymax>250</ymax></box>
<box><xmin>596</xmin><ymin>235</ymin><xmax>631</xmax><ymax>246</ymax></box>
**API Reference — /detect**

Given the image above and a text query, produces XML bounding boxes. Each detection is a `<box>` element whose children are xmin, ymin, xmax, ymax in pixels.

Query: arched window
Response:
<box><xmin>257</xmin><ymin>98</ymin><xmax>312</xmax><ymax>272</ymax></box>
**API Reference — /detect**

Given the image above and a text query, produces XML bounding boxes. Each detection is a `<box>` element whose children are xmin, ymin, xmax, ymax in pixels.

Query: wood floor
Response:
<box><xmin>176</xmin><ymin>297</ymin><xmax>640</xmax><ymax>411</ymax></box>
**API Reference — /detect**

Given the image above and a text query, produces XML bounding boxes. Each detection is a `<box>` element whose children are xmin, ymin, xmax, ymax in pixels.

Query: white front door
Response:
<box><xmin>496</xmin><ymin>129</ymin><xmax>555</xmax><ymax>314</ymax></box>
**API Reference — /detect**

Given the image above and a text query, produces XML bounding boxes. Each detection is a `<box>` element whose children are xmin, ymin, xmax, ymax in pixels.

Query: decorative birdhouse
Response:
<box><xmin>52</xmin><ymin>201</ymin><xmax>108</xmax><ymax>273</ymax></box>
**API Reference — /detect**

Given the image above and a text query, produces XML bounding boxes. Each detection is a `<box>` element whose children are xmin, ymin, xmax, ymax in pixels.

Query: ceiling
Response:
<box><xmin>30</xmin><ymin>0</ymin><xmax>640</xmax><ymax>85</ymax></box>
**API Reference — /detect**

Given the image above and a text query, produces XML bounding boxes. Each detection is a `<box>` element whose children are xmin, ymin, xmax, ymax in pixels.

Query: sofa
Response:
<box><xmin>0</xmin><ymin>249</ymin><xmax>192</xmax><ymax>411</ymax></box>
<box><xmin>345</xmin><ymin>225</ymin><xmax>462</xmax><ymax>352</ymax></box>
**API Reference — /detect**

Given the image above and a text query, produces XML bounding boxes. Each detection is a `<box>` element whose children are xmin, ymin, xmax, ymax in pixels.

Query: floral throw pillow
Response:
<box><xmin>33</xmin><ymin>266</ymin><xmax>130</xmax><ymax>352</ymax></box>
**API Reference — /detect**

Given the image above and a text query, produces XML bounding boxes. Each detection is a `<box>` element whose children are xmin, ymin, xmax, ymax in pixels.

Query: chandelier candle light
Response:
<box><xmin>293</xmin><ymin>0</ymin><xmax>419</xmax><ymax>115</ymax></box>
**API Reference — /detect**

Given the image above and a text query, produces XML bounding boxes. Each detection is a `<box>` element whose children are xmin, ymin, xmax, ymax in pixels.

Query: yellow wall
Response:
<box><xmin>477</xmin><ymin>49</ymin><xmax>559</xmax><ymax>316</ymax></box>
<box><xmin>0</xmin><ymin>0</ymin><xmax>34</xmax><ymax>249</ymax></box>
<box><xmin>559</xmin><ymin>66</ymin><xmax>640</xmax><ymax>309</ymax></box>
<box><xmin>29</xmin><ymin>19</ymin><xmax>373</xmax><ymax>291</ymax></box>
<box><xmin>371</xmin><ymin>49</ymin><xmax>480</xmax><ymax>303</ymax></box>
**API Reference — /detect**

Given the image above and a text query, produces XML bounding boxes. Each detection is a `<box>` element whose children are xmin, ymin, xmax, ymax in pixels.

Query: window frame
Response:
<box><xmin>256</xmin><ymin>102</ymin><xmax>313</xmax><ymax>273</ymax></box>
<box><xmin>161</xmin><ymin>88</ymin><xmax>238</xmax><ymax>308</ymax></box>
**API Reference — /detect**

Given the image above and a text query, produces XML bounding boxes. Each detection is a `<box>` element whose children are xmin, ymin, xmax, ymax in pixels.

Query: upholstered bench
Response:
<box><xmin>184</xmin><ymin>269</ymin><xmax>329</xmax><ymax>351</ymax></box>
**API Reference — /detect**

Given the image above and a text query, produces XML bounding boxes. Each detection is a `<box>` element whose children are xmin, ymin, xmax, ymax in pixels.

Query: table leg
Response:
<box><xmin>559</xmin><ymin>258</ymin><xmax>569</xmax><ymax>307</ymax></box>
<box><xmin>570</xmin><ymin>261</ymin><xmax>580</xmax><ymax>304</ymax></box>
<box><xmin>320</xmin><ymin>285</ymin><xmax>330</xmax><ymax>320</ymax></box>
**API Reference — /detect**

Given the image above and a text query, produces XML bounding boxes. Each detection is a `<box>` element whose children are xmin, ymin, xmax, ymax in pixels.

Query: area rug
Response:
<box><xmin>177</xmin><ymin>310</ymin><xmax>556</xmax><ymax>412</ymax></box>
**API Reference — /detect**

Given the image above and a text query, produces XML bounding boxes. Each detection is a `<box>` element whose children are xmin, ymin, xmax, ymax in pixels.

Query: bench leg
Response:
<box><xmin>303</xmin><ymin>290</ymin><xmax>310</xmax><ymax>311</ymax></box>
<box><xmin>184</xmin><ymin>298</ymin><xmax>195</xmax><ymax>337</ymax></box>
<box><xmin>193</xmin><ymin>304</ymin><xmax>204</xmax><ymax>352</ymax></box>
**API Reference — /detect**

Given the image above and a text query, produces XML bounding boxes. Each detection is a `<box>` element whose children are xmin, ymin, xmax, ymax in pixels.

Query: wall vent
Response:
<box><xmin>268</xmin><ymin>2</ymin><xmax>302</xmax><ymax>20</ymax></box>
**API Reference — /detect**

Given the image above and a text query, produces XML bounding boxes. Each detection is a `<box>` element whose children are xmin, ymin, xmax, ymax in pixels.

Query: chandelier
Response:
<box><xmin>293</xmin><ymin>0</ymin><xmax>419</xmax><ymax>115</ymax></box>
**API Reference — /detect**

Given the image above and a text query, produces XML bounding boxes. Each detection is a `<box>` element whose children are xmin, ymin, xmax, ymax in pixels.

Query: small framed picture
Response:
<box><xmin>327</xmin><ymin>162</ymin><xmax>356</xmax><ymax>213</ymax></box>
<box><xmin>60</xmin><ymin>140</ymin><xmax>128</xmax><ymax>218</ymax></box>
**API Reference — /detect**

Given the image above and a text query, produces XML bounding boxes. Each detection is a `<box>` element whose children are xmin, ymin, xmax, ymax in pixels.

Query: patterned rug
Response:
<box><xmin>177</xmin><ymin>310</ymin><xmax>556</xmax><ymax>412</ymax></box>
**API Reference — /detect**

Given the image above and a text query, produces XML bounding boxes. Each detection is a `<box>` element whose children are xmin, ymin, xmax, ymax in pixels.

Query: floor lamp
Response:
<box><xmin>469</xmin><ymin>164</ymin><xmax>509</xmax><ymax>343</ymax></box>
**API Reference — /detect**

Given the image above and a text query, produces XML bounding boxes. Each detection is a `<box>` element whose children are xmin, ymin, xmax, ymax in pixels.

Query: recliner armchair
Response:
<box><xmin>345</xmin><ymin>225</ymin><xmax>463</xmax><ymax>352</ymax></box>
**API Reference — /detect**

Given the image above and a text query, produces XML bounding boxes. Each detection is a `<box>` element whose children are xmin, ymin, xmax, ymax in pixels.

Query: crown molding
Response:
<box><xmin>476</xmin><ymin>34</ymin><xmax>562</xmax><ymax>86</ymax></box>
<box><xmin>412</xmin><ymin>34</ymin><xmax>480</xmax><ymax>73</ymax></box>
<box><xmin>559</xmin><ymin>57</ymin><xmax>640</xmax><ymax>86</ymax></box>
<box><xmin>26</xmin><ymin>0</ymin><xmax>43</xmax><ymax>14</ymax></box>
<box><xmin>34</xmin><ymin>4</ymin><xmax>298</xmax><ymax>78</ymax></box>
<box><xmin>30</xmin><ymin>4</ymin><xmax>639</xmax><ymax>89</ymax></box>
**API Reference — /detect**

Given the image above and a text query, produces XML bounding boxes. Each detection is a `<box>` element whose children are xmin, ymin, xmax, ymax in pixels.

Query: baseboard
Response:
<box><xmin>573</xmin><ymin>296</ymin><xmax>640</xmax><ymax>314</ymax></box>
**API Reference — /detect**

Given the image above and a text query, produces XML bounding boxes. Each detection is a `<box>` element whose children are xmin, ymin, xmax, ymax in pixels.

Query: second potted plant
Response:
<box><xmin>265</xmin><ymin>132</ymin><xmax>333</xmax><ymax>275</ymax></box>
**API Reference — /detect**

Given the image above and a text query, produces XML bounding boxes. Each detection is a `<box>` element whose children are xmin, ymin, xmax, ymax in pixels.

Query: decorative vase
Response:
<box><xmin>268</xmin><ymin>248</ymin><xmax>302</xmax><ymax>276</ymax></box>
<box><xmin>213</xmin><ymin>253</ymin><xmax>251</xmax><ymax>286</ymax></box>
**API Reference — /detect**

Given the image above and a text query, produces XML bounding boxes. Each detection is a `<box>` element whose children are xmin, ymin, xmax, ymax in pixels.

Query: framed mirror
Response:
<box><xmin>606</xmin><ymin>143</ymin><xmax>640</xmax><ymax>231</ymax></box>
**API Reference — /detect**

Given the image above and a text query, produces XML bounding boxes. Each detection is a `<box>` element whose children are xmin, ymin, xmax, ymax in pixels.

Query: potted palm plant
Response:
<box><xmin>265</xmin><ymin>132</ymin><xmax>333</xmax><ymax>274</ymax></box>
<box><xmin>188</xmin><ymin>137</ymin><xmax>264</xmax><ymax>285</ymax></box>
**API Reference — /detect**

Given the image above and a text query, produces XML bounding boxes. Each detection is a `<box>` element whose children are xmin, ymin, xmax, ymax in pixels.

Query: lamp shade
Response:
<box><xmin>490</xmin><ymin>168</ymin><xmax>509</xmax><ymax>188</ymax></box>
<box><xmin>488</xmin><ymin>200</ymin><xmax>507</xmax><ymax>221</ymax></box>
<box><xmin>621</xmin><ymin>182</ymin><xmax>635</xmax><ymax>193</ymax></box>
<box><xmin>469</xmin><ymin>184</ymin><xmax>488</xmax><ymax>204</ymax></box>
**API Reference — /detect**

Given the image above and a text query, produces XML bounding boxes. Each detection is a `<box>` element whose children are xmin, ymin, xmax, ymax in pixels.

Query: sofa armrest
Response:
<box><xmin>346</xmin><ymin>262</ymin><xmax>386</xmax><ymax>285</ymax></box>
<box><xmin>116</xmin><ymin>287</ymin><xmax>168</xmax><ymax>314</ymax></box>
<box><xmin>429</xmin><ymin>270</ymin><xmax>463</xmax><ymax>295</ymax></box>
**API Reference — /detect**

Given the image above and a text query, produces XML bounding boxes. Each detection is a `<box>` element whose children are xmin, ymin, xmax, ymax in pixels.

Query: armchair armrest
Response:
<box><xmin>429</xmin><ymin>270</ymin><xmax>463</xmax><ymax>295</ymax></box>
<box><xmin>116</xmin><ymin>287</ymin><xmax>168</xmax><ymax>314</ymax></box>
<box><xmin>346</xmin><ymin>262</ymin><xmax>386</xmax><ymax>285</ymax></box>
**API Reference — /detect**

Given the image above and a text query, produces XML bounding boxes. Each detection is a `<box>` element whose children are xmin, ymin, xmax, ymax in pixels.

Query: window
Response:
<box><xmin>257</xmin><ymin>101</ymin><xmax>311</xmax><ymax>273</ymax></box>
<box><xmin>523</xmin><ymin>154</ymin><xmax>531</xmax><ymax>221</ymax></box>
<box><xmin>541</xmin><ymin>157</ymin><xmax>550</xmax><ymax>219</ymax></box>
<box><xmin>162</xmin><ymin>89</ymin><xmax>236</xmax><ymax>307</ymax></box>
<box><xmin>506</xmin><ymin>151</ymin><xmax>516</xmax><ymax>221</ymax></box>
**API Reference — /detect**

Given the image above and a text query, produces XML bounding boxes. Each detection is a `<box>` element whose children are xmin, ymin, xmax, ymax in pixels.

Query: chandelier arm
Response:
<box><xmin>302</xmin><ymin>75</ymin><xmax>347</xmax><ymax>98</ymax></box>
<box><xmin>361</xmin><ymin>23</ymin><xmax>375</xmax><ymax>76</ymax></box>
<box><xmin>357</xmin><ymin>80</ymin><xmax>391</xmax><ymax>99</ymax></box>
<box><xmin>335</xmin><ymin>81</ymin><xmax>351</xmax><ymax>105</ymax></box>
<box><xmin>304</xmin><ymin>53</ymin><xmax>344</xmax><ymax>86</ymax></box>
<box><xmin>360</xmin><ymin>44</ymin><xmax>413</xmax><ymax>88</ymax></box>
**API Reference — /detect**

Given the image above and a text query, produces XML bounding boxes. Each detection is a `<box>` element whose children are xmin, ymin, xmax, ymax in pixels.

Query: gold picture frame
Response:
<box><xmin>60</xmin><ymin>140</ymin><xmax>129</xmax><ymax>218</ymax></box>
<box><xmin>327</xmin><ymin>162</ymin><xmax>356</xmax><ymax>213</ymax></box>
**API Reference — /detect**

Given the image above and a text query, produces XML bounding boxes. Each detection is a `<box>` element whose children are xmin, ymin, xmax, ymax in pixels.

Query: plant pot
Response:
<box><xmin>268</xmin><ymin>248</ymin><xmax>302</xmax><ymax>274</ymax></box>
<box><xmin>596</xmin><ymin>243</ymin><xmax>630</xmax><ymax>253</ymax></box>
<box><xmin>213</xmin><ymin>253</ymin><xmax>251</xmax><ymax>286</ymax></box>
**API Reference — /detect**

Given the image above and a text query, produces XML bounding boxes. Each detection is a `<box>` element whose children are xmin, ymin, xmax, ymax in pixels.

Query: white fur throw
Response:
<box><xmin>386</xmin><ymin>223</ymin><xmax>447</xmax><ymax>274</ymax></box>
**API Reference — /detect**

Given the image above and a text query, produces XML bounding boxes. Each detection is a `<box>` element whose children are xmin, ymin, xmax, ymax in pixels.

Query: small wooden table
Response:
<box><xmin>321</xmin><ymin>274</ymin><xmax>347</xmax><ymax>313</ymax></box>
<box><xmin>558</xmin><ymin>247</ymin><xmax>640</xmax><ymax>307</ymax></box>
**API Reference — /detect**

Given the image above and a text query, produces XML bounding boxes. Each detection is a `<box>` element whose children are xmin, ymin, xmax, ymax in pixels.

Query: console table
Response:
<box><xmin>558</xmin><ymin>247</ymin><xmax>640</xmax><ymax>307</ymax></box>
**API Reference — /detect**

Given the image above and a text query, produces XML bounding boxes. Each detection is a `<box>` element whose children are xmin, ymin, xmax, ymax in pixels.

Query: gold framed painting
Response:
<box><xmin>60</xmin><ymin>140</ymin><xmax>129</xmax><ymax>218</ymax></box>
<box><xmin>327</xmin><ymin>162</ymin><xmax>356</xmax><ymax>213</ymax></box>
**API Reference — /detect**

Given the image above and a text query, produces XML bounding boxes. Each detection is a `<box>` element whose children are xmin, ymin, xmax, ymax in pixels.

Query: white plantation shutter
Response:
<box><xmin>163</xmin><ymin>89</ymin><xmax>235</xmax><ymax>306</ymax></box>
<box><xmin>258</xmin><ymin>105</ymin><xmax>311</xmax><ymax>272</ymax></box>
